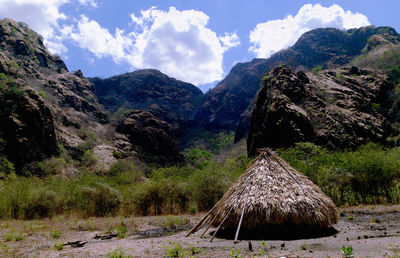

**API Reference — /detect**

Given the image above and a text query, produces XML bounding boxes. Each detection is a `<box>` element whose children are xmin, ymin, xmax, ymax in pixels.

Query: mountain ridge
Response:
<box><xmin>89</xmin><ymin>69</ymin><xmax>204</xmax><ymax>133</ymax></box>
<box><xmin>195</xmin><ymin>25</ymin><xmax>400</xmax><ymax>136</ymax></box>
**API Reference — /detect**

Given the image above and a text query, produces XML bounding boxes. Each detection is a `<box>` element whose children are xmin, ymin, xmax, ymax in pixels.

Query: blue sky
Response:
<box><xmin>1</xmin><ymin>0</ymin><xmax>399</xmax><ymax>91</ymax></box>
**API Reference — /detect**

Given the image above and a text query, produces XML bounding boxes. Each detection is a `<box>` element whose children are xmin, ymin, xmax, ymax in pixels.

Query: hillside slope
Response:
<box><xmin>90</xmin><ymin>69</ymin><xmax>204</xmax><ymax>131</ymax></box>
<box><xmin>0</xmin><ymin>18</ymin><xmax>185</xmax><ymax>172</ymax></box>
<box><xmin>195</xmin><ymin>26</ymin><xmax>400</xmax><ymax>135</ymax></box>
<box><xmin>247</xmin><ymin>65</ymin><xmax>398</xmax><ymax>156</ymax></box>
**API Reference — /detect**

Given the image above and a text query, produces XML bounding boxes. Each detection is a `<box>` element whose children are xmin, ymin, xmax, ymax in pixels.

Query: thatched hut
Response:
<box><xmin>187</xmin><ymin>149</ymin><xmax>339</xmax><ymax>240</ymax></box>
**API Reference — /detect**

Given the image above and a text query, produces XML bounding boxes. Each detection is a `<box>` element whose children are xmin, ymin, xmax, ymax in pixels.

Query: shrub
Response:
<box><xmin>279</xmin><ymin>142</ymin><xmax>400</xmax><ymax>205</ymax></box>
<box><xmin>14</xmin><ymin>233</ymin><xmax>25</xmax><ymax>241</ymax></box>
<box><xmin>312</xmin><ymin>65</ymin><xmax>323</xmax><ymax>72</ymax></box>
<box><xmin>0</xmin><ymin>175</ymin><xmax>31</xmax><ymax>219</ymax></box>
<box><xmin>105</xmin><ymin>247</ymin><xmax>132</xmax><ymax>258</ymax></box>
<box><xmin>188</xmin><ymin>165</ymin><xmax>228</xmax><ymax>211</ymax></box>
<box><xmin>117</xmin><ymin>223</ymin><xmax>128</xmax><ymax>238</ymax></box>
<box><xmin>262</xmin><ymin>74</ymin><xmax>270</xmax><ymax>81</ymax></box>
<box><xmin>75</xmin><ymin>183</ymin><xmax>121</xmax><ymax>217</ymax></box>
<box><xmin>157</xmin><ymin>215</ymin><xmax>190</xmax><ymax>230</ymax></box>
<box><xmin>164</xmin><ymin>242</ymin><xmax>185</xmax><ymax>258</ymax></box>
<box><xmin>0</xmin><ymin>158</ymin><xmax>15</xmax><ymax>175</ymax></box>
<box><xmin>37</xmin><ymin>158</ymin><xmax>67</xmax><ymax>176</ymax></box>
<box><xmin>336</xmin><ymin>71</ymin><xmax>346</xmax><ymax>81</ymax></box>
<box><xmin>109</xmin><ymin>160</ymin><xmax>143</xmax><ymax>183</ymax></box>
<box><xmin>185</xmin><ymin>148</ymin><xmax>211</xmax><ymax>168</ymax></box>
<box><xmin>157</xmin><ymin>178</ymin><xmax>189</xmax><ymax>214</ymax></box>
<box><xmin>24</xmin><ymin>188</ymin><xmax>58</xmax><ymax>219</ymax></box>
<box><xmin>133</xmin><ymin>181</ymin><xmax>164</xmax><ymax>215</ymax></box>
<box><xmin>80</xmin><ymin>150</ymin><xmax>97</xmax><ymax>168</ymax></box>
<box><xmin>54</xmin><ymin>242</ymin><xmax>63</xmax><ymax>251</ymax></box>
<box><xmin>50</xmin><ymin>230</ymin><xmax>61</xmax><ymax>239</ymax></box>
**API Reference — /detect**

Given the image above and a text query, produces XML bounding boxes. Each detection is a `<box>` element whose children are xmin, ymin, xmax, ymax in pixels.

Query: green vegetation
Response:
<box><xmin>156</xmin><ymin>215</ymin><xmax>190</xmax><ymax>230</ymax></box>
<box><xmin>2</xmin><ymin>232</ymin><xmax>25</xmax><ymax>241</ymax></box>
<box><xmin>54</xmin><ymin>242</ymin><xmax>63</xmax><ymax>251</ymax></box>
<box><xmin>336</xmin><ymin>71</ymin><xmax>346</xmax><ymax>81</ymax></box>
<box><xmin>312</xmin><ymin>65</ymin><xmax>323</xmax><ymax>73</ymax></box>
<box><xmin>181</xmin><ymin>129</ymin><xmax>236</xmax><ymax>155</ymax></box>
<box><xmin>9</xmin><ymin>60</ymin><xmax>19</xmax><ymax>68</ymax></box>
<box><xmin>229</xmin><ymin>249</ymin><xmax>244</xmax><ymax>258</ymax></box>
<box><xmin>164</xmin><ymin>242</ymin><xmax>185</xmax><ymax>257</ymax></box>
<box><xmin>300</xmin><ymin>243</ymin><xmax>308</xmax><ymax>250</ymax></box>
<box><xmin>0</xmin><ymin>148</ymin><xmax>249</xmax><ymax>219</ymax></box>
<box><xmin>262</xmin><ymin>74</ymin><xmax>270</xmax><ymax>81</ymax></box>
<box><xmin>0</xmin><ymin>140</ymin><xmax>399</xmax><ymax>219</ymax></box>
<box><xmin>387</xmin><ymin>243</ymin><xmax>400</xmax><ymax>258</ymax></box>
<box><xmin>113</xmin><ymin>107</ymin><xmax>133</xmax><ymax>122</ymax></box>
<box><xmin>371</xmin><ymin>102</ymin><xmax>381</xmax><ymax>112</ymax></box>
<box><xmin>106</xmin><ymin>248</ymin><xmax>132</xmax><ymax>258</ymax></box>
<box><xmin>14</xmin><ymin>233</ymin><xmax>25</xmax><ymax>241</ymax></box>
<box><xmin>39</xmin><ymin>91</ymin><xmax>47</xmax><ymax>99</ymax></box>
<box><xmin>117</xmin><ymin>223</ymin><xmax>128</xmax><ymax>238</ymax></box>
<box><xmin>279</xmin><ymin>142</ymin><xmax>400</xmax><ymax>206</ymax></box>
<box><xmin>50</xmin><ymin>230</ymin><xmax>61</xmax><ymax>239</ymax></box>
<box><xmin>341</xmin><ymin>245</ymin><xmax>354</xmax><ymax>257</ymax></box>
<box><xmin>163</xmin><ymin>242</ymin><xmax>201</xmax><ymax>257</ymax></box>
<box><xmin>353</xmin><ymin>46</ymin><xmax>400</xmax><ymax>86</ymax></box>
<box><xmin>258</xmin><ymin>240</ymin><xmax>270</xmax><ymax>256</ymax></box>
<box><xmin>10</xmin><ymin>26</ymin><xmax>18</xmax><ymax>36</ymax></box>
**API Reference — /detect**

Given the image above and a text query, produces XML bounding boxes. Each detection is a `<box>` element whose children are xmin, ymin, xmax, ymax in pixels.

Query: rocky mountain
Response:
<box><xmin>2</xmin><ymin>16</ymin><xmax>400</xmax><ymax>172</ymax></box>
<box><xmin>116</xmin><ymin>110</ymin><xmax>184</xmax><ymax>165</ymax></box>
<box><xmin>90</xmin><ymin>69</ymin><xmax>204</xmax><ymax>131</ymax></box>
<box><xmin>195</xmin><ymin>26</ymin><xmax>400</xmax><ymax>136</ymax></box>
<box><xmin>0</xmin><ymin>18</ymin><xmax>111</xmax><ymax>172</ymax></box>
<box><xmin>0</xmin><ymin>18</ymin><xmax>184</xmax><ymax>173</ymax></box>
<box><xmin>247</xmin><ymin>65</ymin><xmax>398</xmax><ymax>157</ymax></box>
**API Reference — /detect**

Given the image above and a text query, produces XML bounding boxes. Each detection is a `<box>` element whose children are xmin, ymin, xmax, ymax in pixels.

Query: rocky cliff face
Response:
<box><xmin>116</xmin><ymin>110</ymin><xmax>184</xmax><ymax>165</ymax></box>
<box><xmin>0</xmin><ymin>18</ymin><xmax>188</xmax><ymax>171</ymax></box>
<box><xmin>247</xmin><ymin>65</ymin><xmax>397</xmax><ymax>157</ymax></box>
<box><xmin>0</xmin><ymin>18</ymin><xmax>109</xmax><ymax>171</ymax></box>
<box><xmin>0</xmin><ymin>87</ymin><xmax>58</xmax><ymax>170</ymax></box>
<box><xmin>90</xmin><ymin>69</ymin><xmax>204</xmax><ymax>131</ymax></box>
<box><xmin>195</xmin><ymin>26</ymin><xmax>400</xmax><ymax>135</ymax></box>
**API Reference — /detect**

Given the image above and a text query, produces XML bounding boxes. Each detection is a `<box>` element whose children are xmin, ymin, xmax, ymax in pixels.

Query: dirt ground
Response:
<box><xmin>0</xmin><ymin>205</ymin><xmax>399</xmax><ymax>257</ymax></box>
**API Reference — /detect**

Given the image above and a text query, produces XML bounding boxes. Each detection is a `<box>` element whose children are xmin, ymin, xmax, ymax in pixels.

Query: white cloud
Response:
<box><xmin>78</xmin><ymin>0</ymin><xmax>97</xmax><ymax>8</ymax></box>
<box><xmin>0</xmin><ymin>0</ymin><xmax>99</xmax><ymax>54</ymax></box>
<box><xmin>219</xmin><ymin>32</ymin><xmax>240</xmax><ymax>50</ymax></box>
<box><xmin>69</xmin><ymin>15</ymin><xmax>131</xmax><ymax>63</ymax></box>
<box><xmin>128</xmin><ymin>7</ymin><xmax>238</xmax><ymax>85</ymax></box>
<box><xmin>249</xmin><ymin>4</ymin><xmax>370</xmax><ymax>58</ymax></box>
<box><xmin>0</xmin><ymin>0</ymin><xmax>69</xmax><ymax>53</ymax></box>
<box><xmin>67</xmin><ymin>7</ymin><xmax>240</xmax><ymax>85</ymax></box>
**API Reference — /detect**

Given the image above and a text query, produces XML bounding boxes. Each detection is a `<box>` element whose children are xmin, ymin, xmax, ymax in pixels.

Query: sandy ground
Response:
<box><xmin>0</xmin><ymin>205</ymin><xmax>399</xmax><ymax>257</ymax></box>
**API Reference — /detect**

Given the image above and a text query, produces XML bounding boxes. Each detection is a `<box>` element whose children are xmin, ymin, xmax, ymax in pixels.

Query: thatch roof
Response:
<box><xmin>187</xmin><ymin>149</ymin><xmax>339</xmax><ymax>240</ymax></box>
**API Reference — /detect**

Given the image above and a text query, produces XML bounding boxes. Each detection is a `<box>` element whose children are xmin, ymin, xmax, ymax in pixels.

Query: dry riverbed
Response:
<box><xmin>0</xmin><ymin>205</ymin><xmax>399</xmax><ymax>257</ymax></box>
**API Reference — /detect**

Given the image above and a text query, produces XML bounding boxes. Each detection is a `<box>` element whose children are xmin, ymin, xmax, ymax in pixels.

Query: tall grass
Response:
<box><xmin>278</xmin><ymin>142</ymin><xmax>400</xmax><ymax>206</ymax></box>
<box><xmin>0</xmin><ymin>154</ymin><xmax>250</xmax><ymax>219</ymax></box>
<box><xmin>0</xmin><ymin>142</ymin><xmax>399</xmax><ymax>219</ymax></box>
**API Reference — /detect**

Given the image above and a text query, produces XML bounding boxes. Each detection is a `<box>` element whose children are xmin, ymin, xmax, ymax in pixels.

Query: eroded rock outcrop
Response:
<box><xmin>90</xmin><ymin>69</ymin><xmax>203</xmax><ymax>131</ymax></box>
<box><xmin>116</xmin><ymin>110</ymin><xmax>184</xmax><ymax>165</ymax></box>
<box><xmin>0</xmin><ymin>86</ymin><xmax>58</xmax><ymax>169</ymax></box>
<box><xmin>247</xmin><ymin>65</ymin><xmax>396</xmax><ymax>156</ymax></box>
<box><xmin>0</xmin><ymin>18</ymin><xmax>108</xmax><ymax>171</ymax></box>
<box><xmin>196</xmin><ymin>26</ymin><xmax>400</xmax><ymax>134</ymax></box>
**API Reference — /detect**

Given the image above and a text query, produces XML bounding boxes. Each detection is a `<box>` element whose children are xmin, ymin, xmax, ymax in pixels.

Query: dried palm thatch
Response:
<box><xmin>186</xmin><ymin>149</ymin><xmax>339</xmax><ymax>240</ymax></box>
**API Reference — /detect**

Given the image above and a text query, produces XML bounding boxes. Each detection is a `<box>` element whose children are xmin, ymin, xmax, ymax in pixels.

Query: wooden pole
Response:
<box><xmin>200</xmin><ymin>215</ymin><xmax>218</xmax><ymax>238</ymax></box>
<box><xmin>274</xmin><ymin>156</ymin><xmax>302</xmax><ymax>186</ymax></box>
<box><xmin>210</xmin><ymin>206</ymin><xmax>233</xmax><ymax>242</ymax></box>
<box><xmin>185</xmin><ymin>205</ymin><xmax>217</xmax><ymax>237</ymax></box>
<box><xmin>234</xmin><ymin>206</ymin><xmax>245</xmax><ymax>243</ymax></box>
